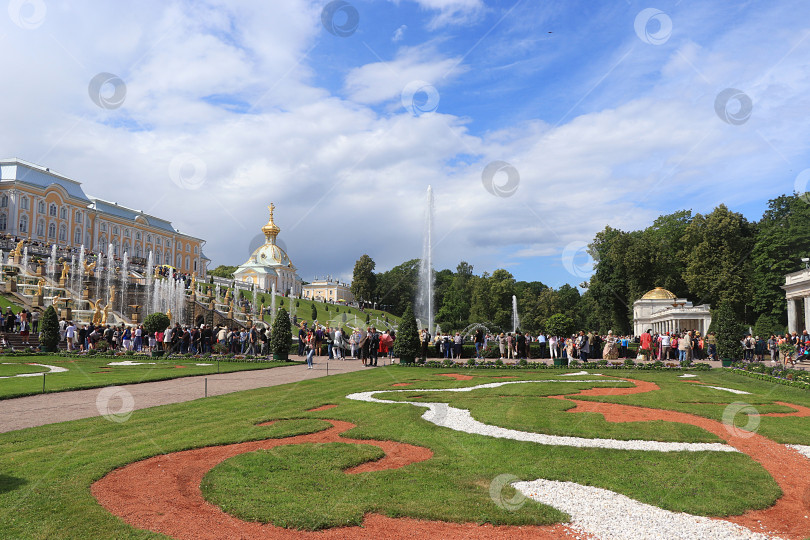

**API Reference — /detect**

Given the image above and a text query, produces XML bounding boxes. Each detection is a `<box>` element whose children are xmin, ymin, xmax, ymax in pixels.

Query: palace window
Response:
<box><xmin>123</xmin><ymin>240</ymin><xmax>130</xmax><ymax>255</ymax></box>
<box><xmin>48</xmin><ymin>222</ymin><xmax>56</xmax><ymax>239</ymax></box>
<box><xmin>38</xmin><ymin>201</ymin><xmax>45</xmax><ymax>213</ymax></box>
<box><xmin>49</xmin><ymin>203</ymin><xmax>56</xmax><ymax>216</ymax></box>
<box><xmin>155</xmin><ymin>251</ymin><xmax>161</xmax><ymax>265</ymax></box>
<box><xmin>100</xmin><ymin>223</ymin><xmax>107</xmax><ymax>232</ymax></box>
<box><xmin>37</xmin><ymin>220</ymin><xmax>44</xmax><ymax>237</ymax></box>
<box><xmin>193</xmin><ymin>260</ymin><xmax>198</xmax><ymax>272</ymax></box>
<box><xmin>176</xmin><ymin>253</ymin><xmax>182</xmax><ymax>268</ymax></box>
<box><xmin>59</xmin><ymin>225</ymin><xmax>67</xmax><ymax>242</ymax></box>
<box><xmin>124</xmin><ymin>228</ymin><xmax>130</xmax><ymax>238</ymax></box>
<box><xmin>135</xmin><ymin>232</ymin><xmax>141</xmax><ymax>241</ymax></box>
<box><xmin>156</xmin><ymin>237</ymin><xmax>162</xmax><ymax>245</ymax></box>
<box><xmin>135</xmin><ymin>245</ymin><xmax>142</xmax><ymax>258</ymax></box>
<box><xmin>19</xmin><ymin>215</ymin><xmax>28</xmax><ymax>233</ymax></box>
<box><xmin>185</xmin><ymin>256</ymin><xmax>190</xmax><ymax>269</ymax></box>
<box><xmin>0</xmin><ymin>214</ymin><xmax>6</xmax><ymax>230</ymax></box>
<box><xmin>74</xmin><ymin>227</ymin><xmax>81</xmax><ymax>245</ymax></box>
<box><xmin>0</xmin><ymin>195</ymin><xmax>7</xmax><ymax>208</ymax></box>
<box><xmin>21</xmin><ymin>196</ymin><xmax>29</xmax><ymax>210</ymax></box>
<box><xmin>146</xmin><ymin>234</ymin><xmax>152</xmax><ymax>243</ymax></box>
<box><xmin>75</xmin><ymin>210</ymin><xmax>82</xmax><ymax>222</ymax></box>
<box><xmin>185</xmin><ymin>243</ymin><xmax>190</xmax><ymax>252</ymax></box>
<box><xmin>194</xmin><ymin>246</ymin><xmax>199</xmax><ymax>254</ymax></box>
<box><xmin>112</xmin><ymin>225</ymin><xmax>118</xmax><ymax>235</ymax></box>
<box><xmin>166</xmin><ymin>239</ymin><xmax>172</xmax><ymax>249</ymax></box>
<box><xmin>59</xmin><ymin>207</ymin><xmax>67</xmax><ymax>220</ymax></box>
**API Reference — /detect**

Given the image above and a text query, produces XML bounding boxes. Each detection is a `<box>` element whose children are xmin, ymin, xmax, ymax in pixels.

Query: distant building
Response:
<box><xmin>781</xmin><ymin>267</ymin><xmax>810</xmax><ymax>333</ymax></box>
<box><xmin>302</xmin><ymin>277</ymin><xmax>354</xmax><ymax>303</ymax></box>
<box><xmin>0</xmin><ymin>158</ymin><xmax>207</xmax><ymax>275</ymax></box>
<box><xmin>233</xmin><ymin>204</ymin><xmax>302</xmax><ymax>295</ymax></box>
<box><xmin>632</xmin><ymin>287</ymin><xmax>712</xmax><ymax>335</ymax></box>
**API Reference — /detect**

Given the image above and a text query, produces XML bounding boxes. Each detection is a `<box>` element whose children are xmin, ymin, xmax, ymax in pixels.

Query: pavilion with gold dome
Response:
<box><xmin>233</xmin><ymin>204</ymin><xmax>302</xmax><ymax>296</ymax></box>
<box><xmin>632</xmin><ymin>287</ymin><xmax>712</xmax><ymax>336</ymax></box>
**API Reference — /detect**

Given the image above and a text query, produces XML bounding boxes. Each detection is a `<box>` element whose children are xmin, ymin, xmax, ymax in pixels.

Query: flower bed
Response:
<box><xmin>724</xmin><ymin>362</ymin><xmax>810</xmax><ymax>390</ymax></box>
<box><xmin>396</xmin><ymin>359</ymin><xmax>712</xmax><ymax>371</ymax></box>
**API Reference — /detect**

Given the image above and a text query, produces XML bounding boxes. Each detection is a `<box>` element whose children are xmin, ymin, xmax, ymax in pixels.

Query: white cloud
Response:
<box><xmin>393</xmin><ymin>24</ymin><xmax>407</xmax><ymax>42</ymax></box>
<box><xmin>344</xmin><ymin>45</ymin><xmax>465</xmax><ymax>105</ymax></box>
<box><xmin>391</xmin><ymin>0</ymin><xmax>485</xmax><ymax>29</ymax></box>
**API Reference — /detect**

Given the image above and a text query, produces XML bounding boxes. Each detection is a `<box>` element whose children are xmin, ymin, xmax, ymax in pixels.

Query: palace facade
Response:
<box><xmin>302</xmin><ymin>277</ymin><xmax>354</xmax><ymax>304</ymax></box>
<box><xmin>0</xmin><ymin>158</ymin><xmax>208</xmax><ymax>276</ymax></box>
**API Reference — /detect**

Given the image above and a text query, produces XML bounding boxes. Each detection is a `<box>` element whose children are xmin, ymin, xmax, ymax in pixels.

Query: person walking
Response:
<box><xmin>305</xmin><ymin>329</ymin><xmax>315</xmax><ymax>369</ymax></box>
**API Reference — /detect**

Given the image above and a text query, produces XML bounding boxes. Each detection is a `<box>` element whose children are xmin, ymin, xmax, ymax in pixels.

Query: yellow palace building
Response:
<box><xmin>0</xmin><ymin>158</ymin><xmax>208</xmax><ymax>276</ymax></box>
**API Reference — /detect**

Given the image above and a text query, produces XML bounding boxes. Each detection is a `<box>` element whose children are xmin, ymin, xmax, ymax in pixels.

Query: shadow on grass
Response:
<box><xmin>0</xmin><ymin>474</ymin><xmax>27</xmax><ymax>494</ymax></box>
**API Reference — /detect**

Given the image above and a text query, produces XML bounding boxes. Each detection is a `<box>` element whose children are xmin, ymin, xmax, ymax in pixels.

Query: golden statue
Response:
<box><xmin>227</xmin><ymin>304</ymin><xmax>233</xmax><ymax>318</ymax></box>
<box><xmin>190</xmin><ymin>271</ymin><xmax>197</xmax><ymax>290</ymax></box>
<box><xmin>35</xmin><ymin>278</ymin><xmax>45</xmax><ymax>296</ymax></box>
<box><xmin>60</xmin><ymin>261</ymin><xmax>70</xmax><ymax>281</ymax></box>
<box><xmin>102</xmin><ymin>302</ymin><xmax>111</xmax><ymax>325</ymax></box>
<box><xmin>166</xmin><ymin>308</ymin><xmax>172</xmax><ymax>322</ymax></box>
<box><xmin>83</xmin><ymin>260</ymin><xmax>96</xmax><ymax>277</ymax></box>
<box><xmin>9</xmin><ymin>239</ymin><xmax>25</xmax><ymax>258</ymax></box>
<box><xmin>225</xmin><ymin>287</ymin><xmax>232</xmax><ymax>300</ymax></box>
<box><xmin>51</xmin><ymin>294</ymin><xmax>61</xmax><ymax>307</ymax></box>
<box><xmin>109</xmin><ymin>285</ymin><xmax>117</xmax><ymax>307</ymax></box>
<box><xmin>91</xmin><ymin>299</ymin><xmax>103</xmax><ymax>325</ymax></box>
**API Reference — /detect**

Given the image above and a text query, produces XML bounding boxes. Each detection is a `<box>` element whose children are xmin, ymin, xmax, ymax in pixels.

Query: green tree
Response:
<box><xmin>375</xmin><ymin>259</ymin><xmax>419</xmax><ymax>316</ymax></box>
<box><xmin>436</xmin><ymin>262</ymin><xmax>475</xmax><ymax>331</ymax></box>
<box><xmin>751</xmin><ymin>194</ymin><xmax>810</xmax><ymax>324</ymax></box>
<box><xmin>681</xmin><ymin>205</ymin><xmax>755</xmax><ymax>320</ymax></box>
<box><xmin>544</xmin><ymin>313</ymin><xmax>575</xmax><ymax>337</ymax></box>
<box><xmin>143</xmin><ymin>312</ymin><xmax>170</xmax><ymax>335</ymax></box>
<box><xmin>753</xmin><ymin>313</ymin><xmax>783</xmax><ymax>339</ymax></box>
<box><xmin>310</xmin><ymin>303</ymin><xmax>317</xmax><ymax>322</ymax></box>
<box><xmin>351</xmin><ymin>254</ymin><xmax>376</xmax><ymax>306</ymax></box>
<box><xmin>40</xmin><ymin>306</ymin><xmax>59</xmax><ymax>352</ymax></box>
<box><xmin>270</xmin><ymin>308</ymin><xmax>292</xmax><ymax>358</ymax></box>
<box><xmin>209</xmin><ymin>265</ymin><xmax>238</xmax><ymax>278</ymax></box>
<box><xmin>588</xmin><ymin>226</ymin><xmax>632</xmax><ymax>333</ymax></box>
<box><xmin>394</xmin><ymin>304</ymin><xmax>420</xmax><ymax>363</ymax></box>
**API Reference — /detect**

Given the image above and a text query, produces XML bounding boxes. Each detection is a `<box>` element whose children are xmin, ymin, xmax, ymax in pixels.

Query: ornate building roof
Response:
<box><xmin>640</xmin><ymin>287</ymin><xmax>677</xmax><ymax>300</ymax></box>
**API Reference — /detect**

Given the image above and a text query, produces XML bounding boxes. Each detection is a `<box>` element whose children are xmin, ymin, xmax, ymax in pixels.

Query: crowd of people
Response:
<box><xmin>297</xmin><ymin>321</ymin><xmax>396</xmax><ymax>369</ymax></box>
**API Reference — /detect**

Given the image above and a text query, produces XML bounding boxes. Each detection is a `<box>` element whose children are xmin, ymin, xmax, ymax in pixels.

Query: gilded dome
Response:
<box><xmin>640</xmin><ymin>287</ymin><xmax>677</xmax><ymax>300</ymax></box>
<box><xmin>251</xmin><ymin>243</ymin><xmax>292</xmax><ymax>267</ymax></box>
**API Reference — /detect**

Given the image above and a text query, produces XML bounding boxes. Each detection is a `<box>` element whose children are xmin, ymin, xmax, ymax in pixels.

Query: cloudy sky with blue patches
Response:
<box><xmin>1</xmin><ymin>0</ymin><xmax>809</xmax><ymax>290</ymax></box>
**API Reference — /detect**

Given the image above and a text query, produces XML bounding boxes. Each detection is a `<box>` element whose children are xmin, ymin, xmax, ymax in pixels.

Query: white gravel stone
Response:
<box><xmin>346</xmin><ymin>380</ymin><xmax>738</xmax><ymax>453</ymax></box>
<box><xmin>788</xmin><ymin>444</ymin><xmax>810</xmax><ymax>459</ymax></box>
<box><xmin>0</xmin><ymin>363</ymin><xmax>68</xmax><ymax>379</ymax></box>
<box><xmin>107</xmin><ymin>360</ymin><xmax>156</xmax><ymax>366</ymax></box>
<box><xmin>513</xmin><ymin>479</ymin><xmax>782</xmax><ymax>540</ymax></box>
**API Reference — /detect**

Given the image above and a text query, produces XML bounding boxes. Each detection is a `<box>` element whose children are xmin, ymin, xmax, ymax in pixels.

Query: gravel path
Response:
<box><xmin>513</xmin><ymin>479</ymin><xmax>780</xmax><ymax>540</ymax></box>
<box><xmin>0</xmin><ymin>356</ymin><xmax>369</xmax><ymax>433</ymax></box>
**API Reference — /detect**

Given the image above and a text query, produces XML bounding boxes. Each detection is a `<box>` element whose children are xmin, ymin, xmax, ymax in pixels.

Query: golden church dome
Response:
<box><xmin>261</xmin><ymin>203</ymin><xmax>281</xmax><ymax>243</ymax></box>
<box><xmin>640</xmin><ymin>287</ymin><xmax>677</xmax><ymax>300</ymax></box>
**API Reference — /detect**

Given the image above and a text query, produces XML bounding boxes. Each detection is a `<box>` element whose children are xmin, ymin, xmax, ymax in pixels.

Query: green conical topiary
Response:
<box><xmin>271</xmin><ymin>308</ymin><xmax>292</xmax><ymax>358</ymax></box>
<box><xmin>394</xmin><ymin>304</ymin><xmax>420</xmax><ymax>363</ymax></box>
<box><xmin>40</xmin><ymin>306</ymin><xmax>59</xmax><ymax>352</ymax></box>
<box><xmin>143</xmin><ymin>312</ymin><xmax>170</xmax><ymax>336</ymax></box>
<box><xmin>714</xmin><ymin>301</ymin><xmax>743</xmax><ymax>361</ymax></box>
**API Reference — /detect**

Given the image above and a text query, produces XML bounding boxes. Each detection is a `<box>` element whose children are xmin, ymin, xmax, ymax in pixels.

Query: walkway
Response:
<box><xmin>0</xmin><ymin>356</ymin><xmax>372</xmax><ymax>433</ymax></box>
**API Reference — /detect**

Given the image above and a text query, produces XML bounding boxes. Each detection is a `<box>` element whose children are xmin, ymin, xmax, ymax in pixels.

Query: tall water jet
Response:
<box><xmin>252</xmin><ymin>282</ymin><xmax>258</xmax><ymax>322</ymax></box>
<box><xmin>22</xmin><ymin>247</ymin><xmax>29</xmax><ymax>275</ymax></box>
<box><xmin>512</xmin><ymin>295</ymin><xmax>520</xmax><ymax>333</ymax></box>
<box><xmin>270</xmin><ymin>282</ymin><xmax>277</xmax><ymax>323</ymax></box>
<box><xmin>145</xmin><ymin>251</ymin><xmax>154</xmax><ymax>317</ymax></box>
<box><xmin>76</xmin><ymin>245</ymin><xmax>86</xmax><ymax>296</ymax></box>
<box><xmin>416</xmin><ymin>186</ymin><xmax>434</xmax><ymax>336</ymax></box>
<box><xmin>105</xmin><ymin>243</ymin><xmax>115</xmax><ymax>302</ymax></box>
<box><xmin>120</xmin><ymin>252</ymin><xmax>129</xmax><ymax>314</ymax></box>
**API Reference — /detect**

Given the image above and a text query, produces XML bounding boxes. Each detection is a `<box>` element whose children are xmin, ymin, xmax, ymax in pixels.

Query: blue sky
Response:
<box><xmin>1</xmin><ymin>0</ymin><xmax>809</xmax><ymax>290</ymax></box>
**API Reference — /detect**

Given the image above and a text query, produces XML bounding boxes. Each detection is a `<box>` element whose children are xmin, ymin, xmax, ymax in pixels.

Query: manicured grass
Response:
<box><xmin>0</xmin><ymin>368</ymin><xmax>806</xmax><ymax>538</ymax></box>
<box><xmin>0</xmin><ymin>355</ymin><xmax>297</xmax><ymax>400</ymax></box>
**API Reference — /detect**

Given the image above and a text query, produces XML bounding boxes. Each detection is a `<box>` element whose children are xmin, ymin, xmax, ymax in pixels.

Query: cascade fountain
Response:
<box><xmin>512</xmin><ymin>295</ymin><xmax>520</xmax><ymax>332</ymax></box>
<box><xmin>215</xmin><ymin>284</ymin><xmax>221</xmax><ymax>305</ymax></box>
<box><xmin>46</xmin><ymin>245</ymin><xmax>56</xmax><ymax>297</ymax></box>
<box><xmin>75</xmin><ymin>245</ymin><xmax>85</xmax><ymax>295</ymax></box>
<box><xmin>416</xmin><ymin>185</ymin><xmax>434</xmax><ymax>335</ymax></box>
<box><xmin>22</xmin><ymin>247</ymin><xmax>29</xmax><ymax>274</ymax></box>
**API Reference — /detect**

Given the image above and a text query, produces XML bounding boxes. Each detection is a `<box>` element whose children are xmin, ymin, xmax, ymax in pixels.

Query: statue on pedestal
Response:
<box><xmin>9</xmin><ymin>239</ymin><xmax>24</xmax><ymax>259</ymax></box>
<box><xmin>91</xmin><ymin>299</ymin><xmax>103</xmax><ymax>326</ymax></box>
<box><xmin>102</xmin><ymin>302</ymin><xmax>111</xmax><ymax>325</ymax></box>
<box><xmin>35</xmin><ymin>278</ymin><xmax>45</xmax><ymax>297</ymax></box>
<box><xmin>60</xmin><ymin>261</ymin><xmax>70</xmax><ymax>282</ymax></box>
<box><xmin>83</xmin><ymin>260</ymin><xmax>96</xmax><ymax>277</ymax></box>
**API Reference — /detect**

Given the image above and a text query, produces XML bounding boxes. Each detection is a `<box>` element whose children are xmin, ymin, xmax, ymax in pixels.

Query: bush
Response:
<box><xmin>143</xmin><ymin>312</ymin><xmax>170</xmax><ymax>335</ymax></box>
<box><xmin>270</xmin><ymin>308</ymin><xmax>292</xmax><ymax>358</ymax></box>
<box><xmin>39</xmin><ymin>306</ymin><xmax>59</xmax><ymax>352</ymax></box>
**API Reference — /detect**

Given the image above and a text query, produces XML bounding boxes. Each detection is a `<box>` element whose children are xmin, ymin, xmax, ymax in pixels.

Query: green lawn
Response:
<box><xmin>0</xmin><ymin>355</ymin><xmax>297</xmax><ymax>400</ymax></box>
<box><xmin>0</xmin><ymin>368</ymin><xmax>807</xmax><ymax>537</ymax></box>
